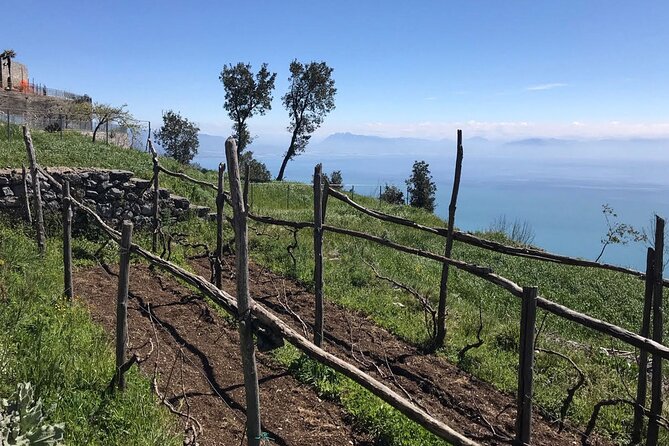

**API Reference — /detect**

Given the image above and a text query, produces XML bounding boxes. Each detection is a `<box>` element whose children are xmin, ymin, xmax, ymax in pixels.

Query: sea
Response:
<box><xmin>192</xmin><ymin>137</ymin><xmax>669</xmax><ymax>271</ymax></box>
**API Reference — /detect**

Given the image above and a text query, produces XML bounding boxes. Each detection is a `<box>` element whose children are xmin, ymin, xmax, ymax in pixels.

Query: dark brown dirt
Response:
<box><xmin>74</xmin><ymin>251</ymin><xmax>610</xmax><ymax>446</ymax></box>
<box><xmin>75</xmin><ymin>264</ymin><xmax>374</xmax><ymax>446</ymax></box>
<box><xmin>191</xmin><ymin>255</ymin><xmax>611</xmax><ymax>446</ymax></box>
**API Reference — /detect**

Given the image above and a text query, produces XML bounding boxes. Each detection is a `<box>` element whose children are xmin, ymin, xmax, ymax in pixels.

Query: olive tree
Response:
<box><xmin>89</xmin><ymin>103</ymin><xmax>136</xmax><ymax>143</ymax></box>
<box><xmin>220</xmin><ymin>62</ymin><xmax>276</xmax><ymax>155</ymax></box>
<box><xmin>153</xmin><ymin>110</ymin><xmax>200</xmax><ymax>164</ymax></box>
<box><xmin>277</xmin><ymin>60</ymin><xmax>336</xmax><ymax>181</ymax></box>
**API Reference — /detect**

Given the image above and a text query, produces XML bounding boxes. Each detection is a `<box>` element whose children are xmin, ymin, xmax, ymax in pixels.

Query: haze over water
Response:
<box><xmin>195</xmin><ymin>135</ymin><xmax>669</xmax><ymax>271</ymax></box>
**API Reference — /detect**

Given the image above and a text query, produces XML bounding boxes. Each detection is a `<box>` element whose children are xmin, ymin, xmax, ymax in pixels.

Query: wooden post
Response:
<box><xmin>313</xmin><ymin>164</ymin><xmax>324</xmax><ymax>347</ymax></box>
<box><xmin>632</xmin><ymin>247</ymin><xmax>655</xmax><ymax>443</ymax></box>
<box><xmin>215</xmin><ymin>163</ymin><xmax>226</xmax><ymax>289</ymax></box>
<box><xmin>224</xmin><ymin>137</ymin><xmax>262</xmax><ymax>446</ymax></box>
<box><xmin>23</xmin><ymin>126</ymin><xmax>46</xmax><ymax>255</ymax></box>
<box><xmin>646</xmin><ymin>216</ymin><xmax>665</xmax><ymax>446</ymax></box>
<box><xmin>148</xmin><ymin>141</ymin><xmax>159</xmax><ymax>252</ymax></box>
<box><xmin>62</xmin><ymin>181</ymin><xmax>73</xmax><ymax>300</ymax></box>
<box><xmin>516</xmin><ymin>286</ymin><xmax>537</xmax><ymax>446</ymax></box>
<box><xmin>21</xmin><ymin>164</ymin><xmax>32</xmax><ymax>224</ymax></box>
<box><xmin>435</xmin><ymin>129</ymin><xmax>464</xmax><ymax>347</ymax></box>
<box><xmin>115</xmin><ymin>222</ymin><xmax>133</xmax><ymax>391</ymax></box>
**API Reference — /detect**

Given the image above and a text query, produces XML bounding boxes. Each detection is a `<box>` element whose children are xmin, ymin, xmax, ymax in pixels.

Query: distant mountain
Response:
<box><xmin>505</xmin><ymin>138</ymin><xmax>575</xmax><ymax>146</ymax></box>
<box><xmin>312</xmin><ymin>132</ymin><xmax>452</xmax><ymax>157</ymax></box>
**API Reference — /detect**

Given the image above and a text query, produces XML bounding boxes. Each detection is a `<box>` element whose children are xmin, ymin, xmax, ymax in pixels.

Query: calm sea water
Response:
<box><xmin>196</xmin><ymin>149</ymin><xmax>669</xmax><ymax>271</ymax></box>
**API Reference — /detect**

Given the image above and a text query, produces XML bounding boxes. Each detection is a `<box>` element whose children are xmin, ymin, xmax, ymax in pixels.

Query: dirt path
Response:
<box><xmin>191</xmin><ymin>255</ymin><xmax>610</xmax><ymax>446</ymax></box>
<box><xmin>75</xmin><ymin>264</ymin><xmax>373</xmax><ymax>446</ymax></box>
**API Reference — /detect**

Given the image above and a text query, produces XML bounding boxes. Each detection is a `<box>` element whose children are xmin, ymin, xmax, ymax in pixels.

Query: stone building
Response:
<box><xmin>0</xmin><ymin>59</ymin><xmax>29</xmax><ymax>90</ymax></box>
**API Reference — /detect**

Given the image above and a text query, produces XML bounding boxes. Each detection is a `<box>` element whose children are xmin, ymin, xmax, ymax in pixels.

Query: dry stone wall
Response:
<box><xmin>0</xmin><ymin>167</ymin><xmax>210</xmax><ymax>228</ymax></box>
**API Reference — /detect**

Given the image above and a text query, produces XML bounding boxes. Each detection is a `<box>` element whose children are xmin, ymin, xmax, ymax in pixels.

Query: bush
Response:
<box><xmin>380</xmin><ymin>184</ymin><xmax>404</xmax><ymax>205</ymax></box>
<box><xmin>327</xmin><ymin>170</ymin><xmax>343</xmax><ymax>189</ymax></box>
<box><xmin>240</xmin><ymin>151</ymin><xmax>271</xmax><ymax>182</ymax></box>
<box><xmin>406</xmin><ymin>161</ymin><xmax>436</xmax><ymax>212</ymax></box>
<box><xmin>44</xmin><ymin>122</ymin><xmax>61</xmax><ymax>133</ymax></box>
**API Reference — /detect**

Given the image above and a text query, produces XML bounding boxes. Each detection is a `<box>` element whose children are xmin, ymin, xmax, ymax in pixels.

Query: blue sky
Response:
<box><xmin>5</xmin><ymin>0</ymin><xmax>669</xmax><ymax>142</ymax></box>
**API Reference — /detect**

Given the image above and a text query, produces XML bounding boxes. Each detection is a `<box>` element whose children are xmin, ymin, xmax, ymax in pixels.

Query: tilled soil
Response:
<box><xmin>75</xmin><ymin>264</ymin><xmax>374</xmax><ymax>446</ymax></box>
<box><xmin>75</xmin><ymin>254</ymin><xmax>609</xmax><ymax>446</ymax></box>
<box><xmin>191</xmin><ymin>255</ymin><xmax>610</xmax><ymax>446</ymax></box>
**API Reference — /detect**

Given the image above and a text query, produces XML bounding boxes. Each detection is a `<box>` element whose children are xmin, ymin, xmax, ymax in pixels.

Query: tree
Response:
<box><xmin>220</xmin><ymin>62</ymin><xmax>276</xmax><ymax>155</ymax></box>
<box><xmin>326</xmin><ymin>170</ymin><xmax>343</xmax><ymax>189</ymax></box>
<box><xmin>1</xmin><ymin>49</ymin><xmax>16</xmax><ymax>90</ymax></box>
<box><xmin>88</xmin><ymin>103</ymin><xmax>136</xmax><ymax>143</ymax></box>
<box><xmin>277</xmin><ymin>60</ymin><xmax>336</xmax><ymax>181</ymax></box>
<box><xmin>406</xmin><ymin>161</ymin><xmax>436</xmax><ymax>212</ymax></box>
<box><xmin>240</xmin><ymin>151</ymin><xmax>271</xmax><ymax>182</ymax></box>
<box><xmin>380</xmin><ymin>184</ymin><xmax>405</xmax><ymax>205</ymax></box>
<box><xmin>154</xmin><ymin>110</ymin><xmax>200</xmax><ymax>164</ymax></box>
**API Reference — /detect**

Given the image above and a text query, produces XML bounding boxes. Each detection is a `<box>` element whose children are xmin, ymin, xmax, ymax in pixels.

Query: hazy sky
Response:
<box><xmin>5</xmin><ymin>0</ymin><xmax>669</xmax><ymax>141</ymax></box>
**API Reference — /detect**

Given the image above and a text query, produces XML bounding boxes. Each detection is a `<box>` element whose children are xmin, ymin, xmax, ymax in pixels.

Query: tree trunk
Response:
<box><xmin>276</xmin><ymin>153</ymin><xmax>291</xmax><ymax>181</ymax></box>
<box><xmin>6</xmin><ymin>58</ymin><xmax>12</xmax><ymax>90</ymax></box>
<box><xmin>236</xmin><ymin>119</ymin><xmax>245</xmax><ymax>156</ymax></box>
<box><xmin>276</xmin><ymin>125</ymin><xmax>300</xmax><ymax>181</ymax></box>
<box><xmin>92</xmin><ymin>120</ymin><xmax>104</xmax><ymax>143</ymax></box>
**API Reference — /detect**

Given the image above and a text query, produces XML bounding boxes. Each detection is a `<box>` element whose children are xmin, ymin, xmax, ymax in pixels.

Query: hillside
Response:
<box><xmin>0</xmin><ymin>129</ymin><xmax>665</xmax><ymax>445</ymax></box>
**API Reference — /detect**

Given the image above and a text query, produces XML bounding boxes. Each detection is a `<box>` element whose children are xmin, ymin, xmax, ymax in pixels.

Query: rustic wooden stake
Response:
<box><xmin>435</xmin><ymin>129</ymin><xmax>464</xmax><ymax>347</ymax></box>
<box><xmin>115</xmin><ymin>221</ymin><xmax>133</xmax><ymax>391</ymax></box>
<box><xmin>215</xmin><ymin>162</ymin><xmax>226</xmax><ymax>289</ymax></box>
<box><xmin>23</xmin><ymin>126</ymin><xmax>46</xmax><ymax>255</ymax></box>
<box><xmin>149</xmin><ymin>141</ymin><xmax>159</xmax><ymax>252</ymax></box>
<box><xmin>21</xmin><ymin>164</ymin><xmax>32</xmax><ymax>224</ymax></box>
<box><xmin>62</xmin><ymin>181</ymin><xmax>73</xmax><ymax>300</ymax></box>
<box><xmin>516</xmin><ymin>286</ymin><xmax>537</xmax><ymax>446</ymax></box>
<box><xmin>632</xmin><ymin>247</ymin><xmax>655</xmax><ymax>443</ymax></box>
<box><xmin>646</xmin><ymin>216</ymin><xmax>665</xmax><ymax>446</ymax></box>
<box><xmin>225</xmin><ymin>137</ymin><xmax>262</xmax><ymax>446</ymax></box>
<box><xmin>313</xmin><ymin>164</ymin><xmax>324</xmax><ymax>347</ymax></box>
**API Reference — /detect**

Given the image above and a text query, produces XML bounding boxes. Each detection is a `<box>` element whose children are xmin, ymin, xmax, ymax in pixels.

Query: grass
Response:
<box><xmin>0</xmin><ymin>221</ymin><xmax>181</xmax><ymax>445</ymax></box>
<box><xmin>1</xmin><ymin>128</ymin><xmax>667</xmax><ymax>444</ymax></box>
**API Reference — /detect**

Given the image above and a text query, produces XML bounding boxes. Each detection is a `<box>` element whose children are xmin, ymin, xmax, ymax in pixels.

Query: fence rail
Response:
<box><xmin>18</xmin><ymin>126</ymin><xmax>669</xmax><ymax>446</ymax></box>
<box><xmin>7</xmin><ymin>81</ymin><xmax>88</xmax><ymax>101</ymax></box>
<box><xmin>2</xmin><ymin>108</ymin><xmax>149</xmax><ymax>149</ymax></box>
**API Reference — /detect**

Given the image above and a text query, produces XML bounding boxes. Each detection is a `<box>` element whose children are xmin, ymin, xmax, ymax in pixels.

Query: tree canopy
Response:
<box><xmin>276</xmin><ymin>60</ymin><xmax>336</xmax><ymax>181</ymax></box>
<box><xmin>220</xmin><ymin>62</ymin><xmax>276</xmax><ymax>155</ymax></box>
<box><xmin>153</xmin><ymin>110</ymin><xmax>200</xmax><ymax>164</ymax></box>
<box><xmin>85</xmin><ymin>103</ymin><xmax>137</xmax><ymax>143</ymax></box>
<box><xmin>406</xmin><ymin>161</ymin><xmax>436</xmax><ymax>212</ymax></box>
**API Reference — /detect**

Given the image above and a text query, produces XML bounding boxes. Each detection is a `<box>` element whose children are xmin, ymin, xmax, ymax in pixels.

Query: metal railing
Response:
<box><xmin>6</xmin><ymin>81</ymin><xmax>89</xmax><ymax>102</ymax></box>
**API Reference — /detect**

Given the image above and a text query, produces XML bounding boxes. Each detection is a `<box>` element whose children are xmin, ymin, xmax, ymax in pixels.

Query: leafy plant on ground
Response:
<box><xmin>0</xmin><ymin>382</ymin><xmax>64</xmax><ymax>445</ymax></box>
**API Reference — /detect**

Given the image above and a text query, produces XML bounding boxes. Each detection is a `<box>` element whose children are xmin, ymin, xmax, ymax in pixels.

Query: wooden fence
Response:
<box><xmin>21</xmin><ymin>125</ymin><xmax>669</xmax><ymax>445</ymax></box>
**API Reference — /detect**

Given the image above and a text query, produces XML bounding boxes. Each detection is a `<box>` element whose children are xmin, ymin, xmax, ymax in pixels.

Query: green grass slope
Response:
<box><xmin>1</xmin><ymin>128</ymin><xmax>665</xmax><ymax>444</ymax></box>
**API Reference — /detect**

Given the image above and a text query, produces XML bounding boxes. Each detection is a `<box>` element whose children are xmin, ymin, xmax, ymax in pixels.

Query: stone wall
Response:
<box><xmin>0</xmin><ymin>90</ymin><xmax>77</xmax><ymax>116</ymax></box>
<box><xmin>0</xmin><ymin>167</ymin><xmax>210</xmax><ymax>228</ymax></box>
